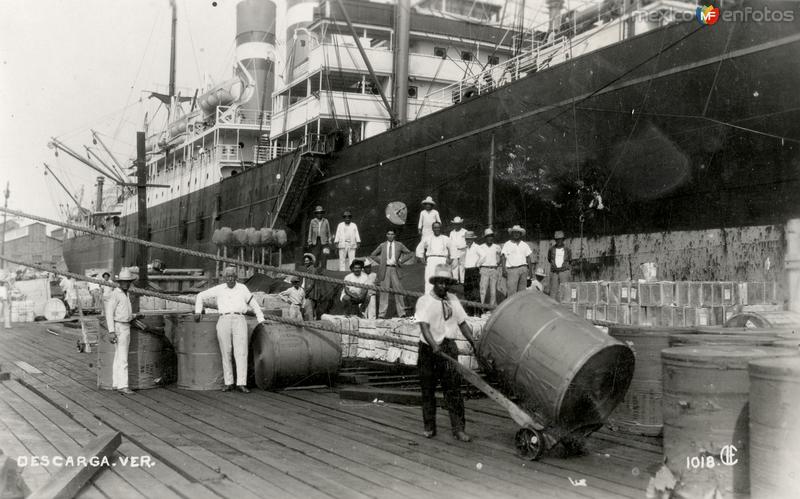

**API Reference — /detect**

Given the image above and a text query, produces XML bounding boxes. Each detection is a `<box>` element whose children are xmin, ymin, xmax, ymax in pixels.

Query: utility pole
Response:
<box><xmin>1</xmin><ymin>182</ymin><xmax>8</xmax><ymax>269</ymax></box>
<box><xmin>488</xmin><ymin>134</ymin><xmax>495</xmax><ymax>229</ymax></box>
<box><xmin>135</xmin><ymin>132</ymin><xmax>148</xmax><ymax>311</ymax></box>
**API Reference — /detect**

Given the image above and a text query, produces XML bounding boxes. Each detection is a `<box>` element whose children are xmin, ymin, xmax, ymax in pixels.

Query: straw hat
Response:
<box><xmin>465</xmin><ymin>231</ymin><xmax>477</xmax><ymax>239</ymax></box>
<box><xmin>484</xmin><ymin>228</ymin><xmax>495</xmax><ymax>237</ymax></box>
<box><xmin>116</xmin><ymin>269</ymin><xmax>136</xmax><ymax>281</ymax></box>
<box><xmin>303</xmin><ymin>253</ymin><xmax>316</xmax><ymax>264</ymax></box>
<box><xmin>508</xmin><ymin>225</ymin><xmax>526</xmax><ymax>235</ymax></box>
<box><xmin>428</xmin><ymin>264</ymin><xmax>457</xmax><ymax>285</ymax></box>
<box><xmin>534</xmin><ymin>267</ymin><xmax>546</xmax><ymax>277</ymax></box>
<box><xmin>451</xmin><ymin>216</ymin><xmax>464</xmax><ymax>224</ymax></box>
<box><xmin>363</xmin><ymin>258</ymin><xmax>374</xmax><ymax>267</ymax></box>
<box><xmin>421</xmin><ymin>196</ymin><xmax>436</xmax><ymax>206</ymax></box>
<box><xmin>350</xmin><ymin>259</ymin><xmax>365</xmax><ymax>271</ymax></box>
<box><xmin>314</xmin><ymin>206</ymin><xmax>325</xmax><ymax>213</ymax></box>
<box><xmin>554</xmin><ymin>230</ymin><xmax>565</xmax><ymax>239</ymax></box>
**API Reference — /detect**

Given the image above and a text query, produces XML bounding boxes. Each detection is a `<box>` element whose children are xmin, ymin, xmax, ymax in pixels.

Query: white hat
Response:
<box><xmin>428</xmin><ymin>264</ymin><xmax>457</xmax><ymax>284</ymax></box>
<box><xmin>451</xmin><ymin>216</ymin><xmax>464</xmax><ymax>224</ymax></box>
<box><xmin>116</xmin><ymin>269</ymin><xmax>136</xmax><ymax>281</ymax></box>
<box><xmin>465</xmin><ymin>231</ymin><xmax>477</xmax><ymax>239</ymax></box>
<box><xmin>508</xmin><ymin>225</ymin><xmax>526</xmax><ymax>235</ymax></box>
<box><xmin>421</xmin><ymin>196</ymin><xmax>436</xmax><ymax>206</ymax></box>
<box><xmin>484</xmin><ymin>228</ymin><xmax>495</xmax><ymax>236</ymax></box>
<box><xmin>534</xmin><ymin>267</ymin><xmax>546</xmax><ymax>277</ymax></box>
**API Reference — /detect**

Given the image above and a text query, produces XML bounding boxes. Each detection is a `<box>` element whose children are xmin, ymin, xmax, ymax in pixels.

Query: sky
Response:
<box><xmin>0</xmin><ymin>0</ymin><xmax>549</xmax><ymax>222</ymax></box>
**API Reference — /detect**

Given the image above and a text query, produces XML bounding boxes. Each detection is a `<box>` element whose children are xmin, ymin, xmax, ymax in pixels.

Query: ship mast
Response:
<box><xmin>168</xmin><ymin>0</ymin><xmax>177</xmax><ymax>119</ymax></box>
<box><xmin>392</xmin><ymin>0</ymin><xmax>411</xmax><ymax>126</ymax></box>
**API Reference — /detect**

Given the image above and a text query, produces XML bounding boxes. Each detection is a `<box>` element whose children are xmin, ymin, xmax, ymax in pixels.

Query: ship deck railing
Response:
<box><xmin>254</xmin><ymin>133</ymin><xmax>329</xmax><ymax>164</ymax></box>
<box><xmin>216</xmin><ymin>106</ymin><xmax>272</xmax><ymax>130</ymax></box>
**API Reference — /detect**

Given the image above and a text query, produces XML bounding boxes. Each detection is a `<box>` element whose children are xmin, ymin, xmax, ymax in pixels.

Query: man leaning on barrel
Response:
<box><xmin>194</xmin><ymin>266</ymin><xmax>265</xmax><ymax>393</ymax></box>
<box><xmin>416</xmin><ymin>264</ymin><xmax>477</xmax><ymax>442</ymax></box>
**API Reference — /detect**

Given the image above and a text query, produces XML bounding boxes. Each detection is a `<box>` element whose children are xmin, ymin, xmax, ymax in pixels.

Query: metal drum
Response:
<box><xmin>252</xmin><ymin>320</ymin><xmax>341</xmax><ymax>390</ymax></box>
<box><xmin>668</xmin><ymin>333</ymin><xmax>780</xmax><ymax>348</ymax></box>
<box><xmin>97</xmin><ymin>323</ymin><xmax>170</xmax><ymax>390</ymax></box>
<box><xmin>748</xmin><ymin>356</ymin><xmax>800</xmax><ymax>499</ymax></box>
<box><xmin>725</xmin><ymin>310</ymin><xmax>800</xmax><ymax>329</ymax></box>
<box><xmin>661</xmin><ymin>346</ymin><xmax>798</xmax><ymax>497</ymax></box>
<box><xmin>478</xmin><ymin>290</ymin><xmax>635</xmax><ymax>434</ymax></box>
<box><xmin>607</xmin><ymin>325</ymin><xmax>681</xmax><ymax>436</ymax></box>
<box><xmin>773</xmin><ymin>338</ymin><xmax>800</xmax><ymax>349</ymax></box>
<box><xmin>693</xmin><ymin>326</ymin><xmax>792</xmax><ymax>336</ymax></box>
<box><xmin>174</xmin><ymin>314</ymin><xmax>224</xmax><ymax>390</ymax></box>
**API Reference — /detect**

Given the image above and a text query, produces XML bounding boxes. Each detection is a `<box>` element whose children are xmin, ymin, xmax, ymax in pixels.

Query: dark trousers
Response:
<box><xmin>310</xmin><ymin>237</ymin><xmax>328</xmax><ymax>270</ymax></box>
<box><xmin>418</xmin><ymin>339</ymin><xmax>465</xmax><ymax>434</ymax></box>
<box><xmin>464</xmin><ymin>267</ymin><xmax>480</xmax><ymax>316</ymax></box>
<box><xmin>548</xmin><ymin>268</ymin><xmax>570</xmax><ymax>302</ymax></box>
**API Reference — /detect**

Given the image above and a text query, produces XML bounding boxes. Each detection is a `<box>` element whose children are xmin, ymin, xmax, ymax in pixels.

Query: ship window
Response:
<box><xmin>487</xmin><ymin>55</ymin><xmax>499</xmax><ymax>65</ymax></box>
<box><xmin>434</xmin><ymin>47</ymin><xmax>446</xmax><ymax>58</ymax></box>
<box><xmin>461</xmin><ymin>51</ymin><xmax>473</xmax><ymax>61</ymax></box>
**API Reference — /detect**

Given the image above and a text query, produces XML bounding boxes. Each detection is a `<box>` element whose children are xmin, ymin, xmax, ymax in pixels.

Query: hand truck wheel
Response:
<box><xmin>515</xmin><ymin>427</ymin><xmax>545</xmax><ymax>461</ymax></box>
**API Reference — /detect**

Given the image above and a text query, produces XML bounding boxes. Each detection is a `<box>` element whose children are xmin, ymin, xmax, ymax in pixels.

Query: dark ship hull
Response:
<box><xmin>105</xmin><ymin>7</ymin><xmax>800</xmax><ymax>276</ymax></box>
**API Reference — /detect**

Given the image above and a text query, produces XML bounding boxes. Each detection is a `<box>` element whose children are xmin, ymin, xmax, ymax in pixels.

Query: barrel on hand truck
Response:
<box><xmin>477</xmin><ymin>290</ymin><xmax>635</xmax><ymax>459</ymax></box>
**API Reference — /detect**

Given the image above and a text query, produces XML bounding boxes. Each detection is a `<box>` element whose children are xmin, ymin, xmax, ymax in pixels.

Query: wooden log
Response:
<box><xmin>0</xmin><ymin>454</ymin><xmax>30</xmax><ymax>499</ymax></box>
<box><xmin>27</xmin><ymin>432</ymin><xmax>121</xmax><ymax>499</ymax></box>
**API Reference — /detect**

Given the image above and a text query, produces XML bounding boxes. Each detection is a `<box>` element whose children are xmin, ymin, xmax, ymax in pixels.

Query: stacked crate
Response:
<box><xmin>559</xmin><ymin>281</ymin><xmax>779</xmax><ymax>327</ymax></box>
<box><xmin>10</xmin><ymin>300</ymin><xmax>35</xmax><ymax>322</ymax></box>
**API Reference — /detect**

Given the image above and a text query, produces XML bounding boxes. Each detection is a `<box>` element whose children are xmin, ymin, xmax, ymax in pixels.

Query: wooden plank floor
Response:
<box><xmin>0</xmin><ymin>323</ymin><xmax>660</xmax><ymax>498</ymax></box>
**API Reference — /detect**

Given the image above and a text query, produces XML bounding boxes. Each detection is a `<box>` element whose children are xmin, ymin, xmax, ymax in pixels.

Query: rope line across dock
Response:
<box><xmin>0</xmin><ymin>206</ymin><xmax>495</xmax><ymax>311</ymax></box>
<box><xmin>0</xmin><ymin>255</ymin><xmax>473</xmax><ymax>356</ymax></box>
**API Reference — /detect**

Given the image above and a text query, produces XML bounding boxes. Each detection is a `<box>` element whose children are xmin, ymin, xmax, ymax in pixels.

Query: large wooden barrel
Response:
<box><xmin>174</xmin><ymin>314</ymin><xmax>224</xmax><ymax>390</ymax></box>
<box><xmin>607</xmin><ymin>325</ymin><xmax>681</xmax><ymax>436</ymax></box>
<box><xmin>252</xmin><ymin>320</ymin><xmax>341</xmax><ymax>390</ymax></box>
<box><xmin>97</xmin><ymin>324</ymin><xmax>171</xmax><ymax>390</ymax></box>
<box><xmin>773</xmin><ymin>338</ymin><xmax>800</xmax><ymax>349</ymax></box>
<box><xmin>725</xmin><ymin>311</ymin><xmax>800</xmax><ymax>329</ymax></box>
<box><xmin>668</xmin><ymin>333</ymin><xmax>780</xmax><ymax>348</ymax></box>
<box><xmin>748</xmin><ymin>357</ymin><xmax>800</xmax><ymax>499</ymax></box>
<box><xmin>478</xmin><ymin>290</ymin><xmax>635</xmax><ymax>434</ymax></box>
<box><xmin>694</xmin><ymin>325</ymin><xmax>791</xmax><ymax>336</ymax></box>
<box><xmin>662</xmin><ymin>346</ymin><xmax>798</xmax><ymax>497</ymax></box>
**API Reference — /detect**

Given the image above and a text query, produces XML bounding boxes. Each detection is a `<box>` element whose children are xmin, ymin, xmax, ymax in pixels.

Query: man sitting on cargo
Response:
<box><xmin>340</xmin><ymin>259</ymin><xmax>369</xmax><ymax>317</ymax></box>
<box><xmin>416</xmin><ymin>264</ymin><xmax>477</xmax><ymax>442</ymax></box>
<box><xmin>194</xmin><ymin>266</ymin><xmax>265</xmax><ymax>393</ymax></box>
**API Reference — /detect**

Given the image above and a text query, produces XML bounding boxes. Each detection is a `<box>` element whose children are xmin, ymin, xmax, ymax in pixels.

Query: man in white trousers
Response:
<box><xmin>334</xmin><ymin>210</ymin><xmax>361</xmax><ymax>271</ymax></box>
<box><xmin>105</xmin><ymin>269</ymin><xmax>139</xmax><ymax>394</ymax></box>
<box><xmin>195</xmin><ymin>266</ymin><xmax>265</xmax><ymax>393</ymax></box>
<box><xmin>422</xmin><ymin>222</ymin><xmax>451</xmax><ymax>295</ymax></box>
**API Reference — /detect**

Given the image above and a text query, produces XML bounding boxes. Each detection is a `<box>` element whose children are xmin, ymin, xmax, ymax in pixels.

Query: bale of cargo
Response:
<box><xmin>273</xmin><ymin>229</ymin><xmax>287</xmax><ymax>247</ymax></box>
<box><xmin>260</xmin><ymin>227</ymin><xmax>275</xmax><ymax>246</ymax></box>
<box><xmin>245</xmin><ymin>227</ymin><xmax>261</xmax><ymax>246</ymax></box>
<box><xmin>211</xmin><ymin>228</ymin><xmax>225</xmax><ymax>245</ymax></box>
<box><xmin>218</xmin><ymin>227</ymin><xmax>234</xmax><ymax>245</ymax></box>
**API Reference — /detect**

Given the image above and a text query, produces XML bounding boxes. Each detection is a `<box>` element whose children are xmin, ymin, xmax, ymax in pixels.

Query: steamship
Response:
<box><xmin>61</xmin><ymin>0</ymin><xmax>800</xmax><ymax>283</ymax></box>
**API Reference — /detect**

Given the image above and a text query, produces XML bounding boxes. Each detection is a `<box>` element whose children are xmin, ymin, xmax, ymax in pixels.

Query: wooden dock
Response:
<box><xmin>0</xmin><ymin>323</ymin><xmax>661</xmax><ymax>498</ymax></box>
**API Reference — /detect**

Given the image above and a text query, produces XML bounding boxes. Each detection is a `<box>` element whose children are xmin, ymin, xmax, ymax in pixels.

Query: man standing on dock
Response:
<box><xmin>416</xmin><ymin>196</ymin><xmax>441</xmax><ymax>258</ymax></box>
<box><xmin>462</xmin><ymin>231</ymin><xmax>481</xmax><ymax>315</ymax></box>
<box><xmin>478</xmin><ymin>229</ymin><xmax>501</xmax><ymax>307</ymax></box>
<box><xmin>416</xmin><ymin>264</ymin><xmax>476</xmax><ymax>442</ymax></box>
<box><xmin>422</xmin><ymin>222</ymin><xmax>451</xmax><ymax>295</ymax></box>
<box><xmin>194</xmin><ymin>266</ymin><xmax>265</xmax><ymax>393</ymax></box>
<box><xmin>334</xmin><ymin>211</ymin><xmax>360</xmax><ymax>272</ymax></box>
<box><xmin>547</xmin><ymin>230</ymin><xmax>572</xmax><ymax>302</ymax></box>
<box><xmin>105</xmin><ymin>269</ymin><xmax>138</xmax><ymax>395</ymax></box>
<box><xmin>501</xmin><ymin>225</ymin><xmax>533</xmax><ymax>297</ymax></box>
<box><xmin>307</xmin><ymin>206</ymin><xmax>331</xmax><ymax>270</ymax></box>
<box><xmin>301</xmin><ymin>253</ymin><xmax>319</xmax><ymax>320</ymax></box>
<box><xmin>370</xmin><ymin>229</ymin><xmax>413</xmax><ymax>318</ymax></box>
<box><xmin>448</xmin><ymin>217</ymin><xmax>467</xmax><ymax>283</ymax></box>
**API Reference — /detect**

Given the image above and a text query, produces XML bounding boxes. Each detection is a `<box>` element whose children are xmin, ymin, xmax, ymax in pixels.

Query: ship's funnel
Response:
<box><xmin>236</xmin><ymin>0</ymin><xmax>277</xmax><ymax>114</ymax></box>
<box><xmin>285</xmin><ymin>0</ymin><xmax>316</xmax><ymax>82</ymax></box>
<box><xmin>95</xmin><ymin>177</ymin><xmax>104</xmax><ymax>212</ymax></box>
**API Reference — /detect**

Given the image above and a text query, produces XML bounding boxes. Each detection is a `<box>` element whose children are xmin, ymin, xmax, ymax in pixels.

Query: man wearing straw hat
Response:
<box><xmin>416</xmin><ymin>196</ymin><xmax>441</xmax><ymax>258</ymax></box>
<box><xmin>421</xmin><ymin>222</ymin><xmax>451</xmax><ymax>295</ymax></box>
<box><xmin>501</xmin><ymin>225</ymin><xmax>533</xmax><ymax>296</ymax></box>
<box><xmin>529</xmin><ymin>267</ymin><xmax>547</xmax><ymax>293</ymax></box>
<box><xmin>104</xmin><ymin>269</ymin><xmax>139</xmax><ymax>395</ymax></box>
<box><xmin>415</xmin><ymin>264</ymin><xmax>477</xmax><ymax>442</ymax></box>
<box><xmin>448</xmin><ymin>216</ymin><xmax>468</xmax><ymax>283</ymax></box>
<box><xmin>462</xmin><ymin>231</ymin><xmax>481</xmax><ymax>315</ymax></box>
<box><xmin>307</xmin><ymin>206</ymin><xmax>331</xmax><ymax>269</ymax></box>
<box><xmin>194</xmin><ymin>266</ymin><xmax>265</xmax><ymax>393</ymax></box>
<box><xmin>547</xmin><ymin>230</ymin><xmax>572</xmax><ymax>302</ymax></box>
<box><xmin>477</xmin><ymin>228</ymin><xmax>501</xmax><ymax>306</ymax></box>
<box><xmin>334</xmin><ymin>210</ymin><xmax>361</xmax><ymax>272</ymax></box>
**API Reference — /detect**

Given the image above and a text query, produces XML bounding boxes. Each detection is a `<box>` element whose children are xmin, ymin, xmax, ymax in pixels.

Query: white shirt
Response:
<box><xmin>195</xmin><ymin>282</ymin><xmax>265</xmax><ymax>322</ymax></box>
<box><xmin>415</xmin><ymin>292</ymin><xmax>468</xmax><ymax>344</ymax></box>
<box><xmin>279</xmin><ymin>286</ymin><xmax>305</xmax><ymax>307</ymax></box>
<box><xmin>424</xmin><ymin>234</ymin><xmax>450</xmax><ymax>258</ymax></box>
<box><xmin>555</xmin><ymin>247</ymin><xmax>565</xmax><ymax>268</ymax></box>
<box><xmin>334</xmin><ymin>222</ymin><xmax>361</xmax><ymax>248</ymax></box>
<box><xmin>105</xmin><ymin>287</ymin><xmax>133</xmax><ymax>331</ymax></box>
<box><xmin>418</xmin><ymin>210</ymin><xmax>441</xmax><ymax>233</ymax></box>
<box><xmin>449</xmin><ymin>229</ymin><xmax>467</xmax><ymax>253</ymax></box>
<box><xmin>385</xmin><ymin>241</ymin><xmax>398</xmax><ymax>266</ymax></box>
<box><xmin>341</xmin><ymin>272</ymin><xmax>369</xmax><ymax>300</ymax></box>
<box><xmin>477</xmin><ymin>243</ymin><xmax>501</xmax><ymax>267</ymax></box>
<box><xmin>0</xmin><ymin>285</ymin><xmax>7</xmax><ymax>301</ymax></box>
<box><xmin>102</xmin><ymin>280</ymin><xmax>114</xmax><ymax>301</ymax></box>
<box><xmin>501</xmin><ymin>240</ymin><xmax>532</xmax><ymax>267</ymax></box>
<box><xmin>463</xmin><ymin>244</ymin><xmax>482</xmax><ymax>269</ymax></box>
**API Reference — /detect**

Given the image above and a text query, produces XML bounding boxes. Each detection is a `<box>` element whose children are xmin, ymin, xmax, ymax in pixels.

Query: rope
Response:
<box><xmin>0</xmin><ymin>206</ymin><xmax>496</xmax><ymax>311</ymax></box>
<box><xmin>0</xmin><ymin>255</ymin><xmax>473</xmax><ymax>356</ymax></box>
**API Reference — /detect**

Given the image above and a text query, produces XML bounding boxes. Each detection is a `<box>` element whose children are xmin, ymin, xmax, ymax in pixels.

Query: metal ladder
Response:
<box><xmin>269</xmin><ymin>134</ymin><xmax>327</xmax><ymax>228</ymax></box>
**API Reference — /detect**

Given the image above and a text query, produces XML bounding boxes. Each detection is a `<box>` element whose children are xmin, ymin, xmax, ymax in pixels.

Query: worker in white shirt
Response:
<box><xmin>279</xmin><ymin>276</ymin><xmax>305</xmax><ymax>320</ymax></box>
<box><xmin>194</xmin><ymin>266</ymin><xmax>265</xmax><ymax>393</ymax></box>
<box><xmin>477</xmin><ymin>228</ymin><xmax>501</xmax><ymax>306</ymax></box>
<box><xmin>422</xmin><ymin>222</ymin><xmax>451</xmax><ymax>295</ymax></box>
<box><xmin>362</xmin><ymin>259</ymin><xmax>378</xmax><ymax>319</ymax></box>
<box><xmin>500</xmin><ymin>225</ymin><xmax>533</xmax><ymax>297</ymax></box>
<box><xmin>100</xmin><ymin>272</ymin><xmax>114</xmax><ymax>315</ymax></box>
<box><xmin>0</xmin><ymin>279</ymin><xmax>11</xmax><ymax>329</ymax></box>
<box><xmin>60</xmin><ymin>276</ymin><xmax>77</xmax><ymax>313</ymax></box>
<box><xmin>448</xmin><ymin>217</ymin><xmax>467</xmax><ymax>283</ymax></box>
<box><xmin>88</xmin><ymin>273</ymin><xmax>102</xmax><ymax>309</ymax></box>
<box><xmin>416</xmin><ymin>196</ymin><xmax>441</xmax><ymax>258</ymax></box>
<box><xmin>105</xmin><ymin>269</ymin><xmax>139</xmax><ymax>394</ymax></box>
<box><xmin>334</xmin><ymin>210</ymin><xmax>361</xmax><ymax>271</ymax></box>
<box><xmin>462</xmin><ymin>231</ymin><xmax>481</xmax><ymax>315</ymax></box>
<box><xmin>529</xmin><ymin>267</ymin><xmax>547</xmax><ymax>292</ymax></box>
<box><xmin>341</xmin><ymin>259</ymin><xmax>369</xmax><ymax>317</ymax></box>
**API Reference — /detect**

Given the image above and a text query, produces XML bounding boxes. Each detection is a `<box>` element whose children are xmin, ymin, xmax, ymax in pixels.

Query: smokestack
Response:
<box><xmin>95</xmin><ymin>177</ymin><xmax>104</xmax><ymax>212</ymax></box>
<box><xmin>284</xmin><ymin>0</ymin><xmax>316</xmax><ymax>82</ymax></box>
<box><xmin>236</xmin><ymin>0</ymin><xmax>277</xmax><ymax>114</ymax></box>
<box><xmin>547</xmin><ymin>0</ymin><xmax>564</xmax><ymax>32</ymax></box>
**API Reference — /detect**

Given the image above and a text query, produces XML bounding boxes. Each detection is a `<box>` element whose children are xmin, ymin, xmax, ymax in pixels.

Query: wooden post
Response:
<box><xmin>135</xmin><ymin>132</ymin><xmax>147</xmax><ymax>311</ymax></box>
<box><xmin>488</xmin><ymin>134</ymin><xmax>495</xmax><ymax>229</ymax></box>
